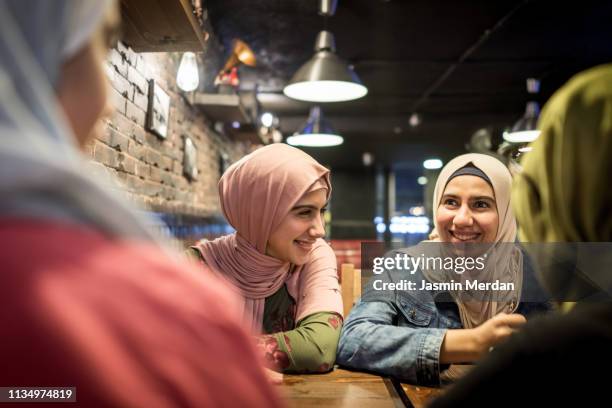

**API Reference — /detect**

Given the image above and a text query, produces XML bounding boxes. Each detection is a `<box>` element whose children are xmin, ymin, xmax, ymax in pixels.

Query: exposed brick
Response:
<box><xmin>96</xmin><ymin>49</ymin><xmax>251</xmax><ymax>216</ymax></box>
<box><xmin>115</xmin><ymin>171</ymin><xmax>139</xmax><ymax>192</ymax></box>
<box><xmin>160</xmin><ymin>170</ymin><xmax>175</xmax><ymax>186</ymax></box>
<box><xmin>162</xmin><ymin>186</ymin><xmax>177</xmax><ymax>201</ymax></box>
<box><xmin>97</xmin><ymin>124</ymin><xmax>113</xmax><ymax>146</ymax></box>
<box><xmin>144</xmin><ymin>131</ymin><xmax>164</xmax><ymax>148</ymax></box>
<box><xmin>104</xmin><ymin>61</ymin><xmax>115</xmax><ymax>80</ymax></box>
<box><xmin>108</xmin><ymin>48</ymin><xmax>128</xmax><ymax>77</ymax></box>
<box><xmin>128</xmin><ymin>65</ymin><xmax>149</xmax><ymax>95</ymax></box>
<box><xmin>94</xmin><ymin>141</ymin><xmax>119</xmax><ymax>169</ymax></box>
<box><xmin>128</xmin><ymin>141</ymin><xmax>147</xmax><ymax>162</ymax></box>
<box><xmin>171</xmin><ymin>160</ymin><xmax>182</xmax><ymax>175</ymax></box>
<box><xmin>108</xmin><ymin>87</ymin><xmax>127</xmax><ymax>116</ymax></box>
<box><xmin>126</xmin><ymin>100</ymin><xmax>146</xmax><ymax>127</ymax></box>
<box><xmin>117</xmin><ymin>153</ymin><xmax>137</xmax><ymax>175</ymax></box>
<box><xmin>133</xmin><ymin>87</ymin><xmax>149</xmax><ymax>112</ymax></box>
<box><xmin>109</xmin><ymin>68</ymin><xmax>131</xmax><ymax>97</ymax></box>
<box><xmin>132</xmin><ymin>123</ymin><xmax>146</xmax><ymax>144</ymax></box>
<box><xmin>108</xmin><ymin>128</ymin><xmax>129</xmax><ymax>152</ymax></box>
<box><xmin>134</xmin><ymin>54</ymin><xmax>145</xmax><ymax>74</ymax></box>
<box><xmin>160</xmin><ymin>143</ymin><xmax>181</xmax><ymax>161</ymax></box>
<box><xmin>116</xmin><ymin>41</ymin><xmax>130</xmax><ymax>59</ymax></box>
<box><xmin>149</xmin><ymin>166</ymin><xmax>163</xmax><ymax>183</ymax></box>
<box><xmin>145</xmin><ymin>148</ymin><xmax>162</xmax><ymax>167</ymax></box>
<box><xmin>143</xmin><ymin>180</ymin><xmax>162</xmax><ymax>197</ymax></box>
<box><xmin>136</xmin><ymin>162</ymin><xmax>150</xmax><ymax>179</ymax></box>
<box><xmin>173</xmin><ymin>174</ymin><xmax>187</xmax><ymax>189</ymax></box>
<box><xmin>160</xmin><ymin>155</ymin><xmax>173</xmax><ymax>172</ymax></box>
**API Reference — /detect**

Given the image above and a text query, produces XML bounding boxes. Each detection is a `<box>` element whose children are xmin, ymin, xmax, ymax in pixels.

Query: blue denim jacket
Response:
<box><xmin>336</xmin><ymin>249</ymin><xmax>551</xmax><ymax>386</ymax></box>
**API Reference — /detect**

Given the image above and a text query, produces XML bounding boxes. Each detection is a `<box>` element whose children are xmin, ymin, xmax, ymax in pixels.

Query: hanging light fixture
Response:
<box><xmin>283</xmin><ymin>0</ymin><xmax>367</xmax><ymax>102</ymax></box>
<box><xmin>176</xmin><ymin>52</ymin><xmax>199</xmax><ymax>92</ymax></box>
<box><xmin>423</xmin><ymin>158</ymin><xmax>443</xmax><ymax>170</ymax></box>
<box><xmin>503</xmin><ymin>101</ymin><xmax>541</xmax><ymax>143</ymax></box>
<box><xmin>286</xmin><ymin>106</ymin><xmax>343</xmax><ymax>147</ymax></box>
<box><xmin>504</xmin><ymin>78</ymin><xmax>541</xmax><ymax>143</ymax></box>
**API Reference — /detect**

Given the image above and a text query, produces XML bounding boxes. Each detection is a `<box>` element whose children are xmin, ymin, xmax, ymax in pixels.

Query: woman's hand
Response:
<box><xmin>440</xmin><ymin>313</ymin><xmax>526</xmax><ymax>364</ymax></box>
<box><xmin>472</xmin><ymin>313</ymin><xmax>526</xmax><ymax>357</ymax></box>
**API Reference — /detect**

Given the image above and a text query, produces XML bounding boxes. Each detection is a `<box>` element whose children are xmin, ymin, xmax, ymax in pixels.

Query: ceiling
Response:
<box><xmin>205</xmin><ymin>0</ymin><xmax>612</xmax><ymax>169</ymax></box>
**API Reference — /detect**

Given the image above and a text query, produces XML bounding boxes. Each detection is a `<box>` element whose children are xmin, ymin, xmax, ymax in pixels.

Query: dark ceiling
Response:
<box><xmin>205</xmin><ymin>0</ymin><xmax>612</xmax><ymax>169</ymax></box>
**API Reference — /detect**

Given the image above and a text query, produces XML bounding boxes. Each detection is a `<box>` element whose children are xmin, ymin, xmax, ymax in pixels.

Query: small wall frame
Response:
<box><xmin>146</xmin><ymin>79</ymin><xmax>170</xmax><ymax>139</ymax></box>
<box><xmin>183</xmin><ymin>136</ymin><xmax>198</xmax><ymax>181</ymax></box>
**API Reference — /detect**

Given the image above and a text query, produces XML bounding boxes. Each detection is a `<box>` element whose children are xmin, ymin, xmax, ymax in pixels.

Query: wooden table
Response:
<box><xmin>391</xmin><ymin>380</ymin><xmax>445</xmax><ymax>408</ymax></box>
<box><xmin>279</xmin><ymin>368</ymin><xmax>403</xmax><ymax>407</ymax></box>
<box><xmin>279</xmin><ymin>368</ymin><xmax>445</xmax><ymax>408</ymax></box>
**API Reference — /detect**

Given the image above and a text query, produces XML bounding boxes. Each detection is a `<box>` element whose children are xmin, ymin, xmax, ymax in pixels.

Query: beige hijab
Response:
<box><xmin>425</xmin><ymin>153</ymin><xmax>523</xmax><ymax>326</ymax></box>
<box><xmin>192</xmin><ymin>144</ymin><xmax>343</xmax><ymax>333</ymax></box>
<box><xmin>417</xmin><ymin>154</ymin><xmax>523</xmax><ymax>381</ymax></box>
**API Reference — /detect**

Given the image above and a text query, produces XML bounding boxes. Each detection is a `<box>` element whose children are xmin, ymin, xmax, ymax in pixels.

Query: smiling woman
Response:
<box><xmin>189</xmin><ymin>143</ymin><xmax>344</xmax><ymax>374</ymax></box>
<box><xmin>337</xmin><ymin>153</ymin><xmax>552</xmax><ymax>386</ymax></box>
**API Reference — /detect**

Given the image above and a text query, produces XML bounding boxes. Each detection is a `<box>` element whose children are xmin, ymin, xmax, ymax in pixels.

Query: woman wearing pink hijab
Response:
<box><xmin>191</xmin><ymin>143</ymin><xmax>344</xmax><ymax>373</ymax></box>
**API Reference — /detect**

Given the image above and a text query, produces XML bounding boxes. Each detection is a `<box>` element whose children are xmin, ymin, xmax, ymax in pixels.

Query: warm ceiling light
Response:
<box><xmin>260</xmin><ymin>112</ymin><xmax>274</xmax><ymax>128</ymax></box>
<box><xmin>503</xmin><ymin>101</ymin><xmax>541</xmax><ymax>143</ymax></box>
<box><xmin>286</xmin><ymin>106</ymin><xmax>343</xmax><ymax>147</ymax></box>
<box><xmin>505</xmin><ymin>78</ymin><xmax>542</xmax><ymax>143</ymax></box>
<box><xmin>423</xmin><ymin>159</ymin><xmax>443</xmax><ymax>170</ymax></box>
<box><xmin>417</xmin><ymin>176</ymin><xmax>428</xmax><ymax>185</ymax></box>
<box><xmin>176</xmin><ymin>52</ymin><xmax>199</xmax><ymax>92</ymax></box>
<box><xmin>283</xmin><ymin>30</ymin><xmax>368</xmax><ymax>102</ymax></box>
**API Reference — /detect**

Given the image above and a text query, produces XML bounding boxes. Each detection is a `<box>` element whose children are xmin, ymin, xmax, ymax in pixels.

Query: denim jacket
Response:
<box><xmin>336</xmin><ymin>249</ymin><xmax>551</xmax><ymax>386</ymax></box>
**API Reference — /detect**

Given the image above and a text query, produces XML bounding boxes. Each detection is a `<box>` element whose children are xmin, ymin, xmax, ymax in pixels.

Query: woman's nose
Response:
<box><xmin>453</xmin><ymin>204</ymin><xmax>474</xmax><ymax>227</ymax></box>
<box><xmin>309</xmin><ymin>213</ymin><xmax>326</xmax><ymax>238</ymax></box>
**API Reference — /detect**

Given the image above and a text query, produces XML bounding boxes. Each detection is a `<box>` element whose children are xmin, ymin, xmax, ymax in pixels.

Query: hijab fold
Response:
<box><xmin>193</xmin><ymin>144</ymin><xmax>343</xmax><ymax>333</ymax></box>
<box><xmin>412</xmin><ymin>154</ymin><xmax>523</xmax><ymax>381</ymax></box>
<box><xmin>513</xmin><ymin>64</ymin><xmax>612</xmax><ymax>301</ymax></box>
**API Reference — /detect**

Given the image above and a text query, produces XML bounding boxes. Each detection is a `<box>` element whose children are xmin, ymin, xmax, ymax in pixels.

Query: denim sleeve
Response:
<box><xmin>337</xmin><ymin>298</ymin><xmax>447</xmax><ymax>386</ymax></box>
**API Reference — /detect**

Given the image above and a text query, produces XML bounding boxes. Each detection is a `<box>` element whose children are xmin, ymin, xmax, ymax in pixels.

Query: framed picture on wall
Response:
<box><xmin>146</xmin><ymin>79</ymin><xmax>170</xmax><ymax>139</ymax></box>
<box><xmin>183</xmin><ymin>136</ymin><xmax>198</xmax><ymax>181</ymax></box>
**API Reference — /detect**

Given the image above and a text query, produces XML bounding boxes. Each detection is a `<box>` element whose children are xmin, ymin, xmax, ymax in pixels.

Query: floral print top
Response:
<box><xmin>256</xmin><ymin>284</ymin><xmax>343</xmax><ymax>373</ymax></box>
<box><xmin>186</xmin><ymin>248</ymin><xmax>343</xmax><ymax>374</ymax></box>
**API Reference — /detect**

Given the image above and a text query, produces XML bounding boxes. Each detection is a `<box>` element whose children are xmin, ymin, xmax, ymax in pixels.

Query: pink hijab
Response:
<box><xmin>192</xmin><ymin>144</ymin><xmax>343</xmax><ymax>333</ymax></box>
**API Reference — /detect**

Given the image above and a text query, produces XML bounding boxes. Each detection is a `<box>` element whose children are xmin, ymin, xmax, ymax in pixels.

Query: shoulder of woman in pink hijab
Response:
<box><xmin>287</xmin><ymin>239</ymin><xmax>343</xmax><ymax>322</ymax></box>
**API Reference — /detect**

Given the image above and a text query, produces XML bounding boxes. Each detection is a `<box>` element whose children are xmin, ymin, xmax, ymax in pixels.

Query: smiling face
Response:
<box><xmin>436</xmin><ymin>175</ymin><xmax>499</xmax><ymax>244</ymax></box>
<box><xmin>266</xmin><ymin>188</ymin><xmax>327</xmax><ymax>265</ymax></box>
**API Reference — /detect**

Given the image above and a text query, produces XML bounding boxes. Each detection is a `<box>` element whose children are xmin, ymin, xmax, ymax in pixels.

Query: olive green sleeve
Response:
<box><xmin>256</xmin><ymin>312</ymin><xmax>343</xmax><ymax>374</ymax></box>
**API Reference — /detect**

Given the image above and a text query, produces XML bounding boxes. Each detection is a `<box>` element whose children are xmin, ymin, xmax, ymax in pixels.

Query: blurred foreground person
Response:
<box><xmin>0</xmin><ymin>1</ymin><xmax>281</xmax><ymax>406</ymax></box>
<box><xmin>430</xmin><ymin>64</ymin><xmax>612</xmax><ymax>407</ymax></box>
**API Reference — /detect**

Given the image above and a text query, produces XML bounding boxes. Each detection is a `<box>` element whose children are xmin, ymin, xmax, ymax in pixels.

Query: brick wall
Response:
<box><xmin>86</xmin><ymin>41</ymin><xmax>252</xmax><ymax>221</ymax></box>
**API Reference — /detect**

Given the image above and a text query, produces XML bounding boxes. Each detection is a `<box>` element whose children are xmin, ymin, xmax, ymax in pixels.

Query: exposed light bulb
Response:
<box><xmin>177</xmin><ymin>52</ymin><xmax>199</xmax><ymax>92</ymax></box>
<box><xmin>261</xmin><ymin>112</ymin><xmax>274</xmax><ymax>127</ymax></box>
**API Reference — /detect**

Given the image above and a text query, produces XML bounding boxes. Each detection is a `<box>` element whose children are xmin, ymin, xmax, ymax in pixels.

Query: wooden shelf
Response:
<box><xmin>120</xmin><ymin>0</ymin><xmax>208</xmax><ymax>52</ymax></box>
<box><xmin>193</xmin><ymin>93</ymin><xmax>264</xmax><ymax>144</ymax></box>
<box><xmin>193</xmin><ymin>93</ymin><xmax>250</xmax><ymax>123</ymax></box>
